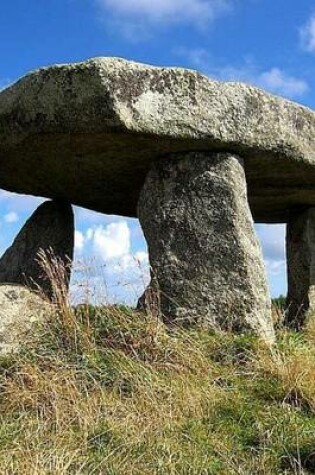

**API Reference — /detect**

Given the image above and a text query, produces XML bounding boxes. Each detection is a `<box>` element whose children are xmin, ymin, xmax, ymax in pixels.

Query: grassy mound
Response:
<box><xmin>0</xmin><ymin>303</ymin><xmax>315</xmax><ymax>474</ymax></box>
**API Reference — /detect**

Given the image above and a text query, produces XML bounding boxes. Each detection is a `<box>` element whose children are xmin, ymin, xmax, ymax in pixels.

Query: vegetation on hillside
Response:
<box><xmin>0</xmin><ymin>257</ymin><xmax>314</xmax><ymax>474</ymax></box>
<box><xmin>0</xmin><ymin>300</ymin><xmax>314</xmax><ymax>473</ymax></box>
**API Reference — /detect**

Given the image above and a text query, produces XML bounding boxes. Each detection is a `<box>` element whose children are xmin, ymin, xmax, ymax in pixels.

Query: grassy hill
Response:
<box><xmin>0</xmin><ymin>300</ymin><xmax>314</xmax><ymax>474</ymax></box>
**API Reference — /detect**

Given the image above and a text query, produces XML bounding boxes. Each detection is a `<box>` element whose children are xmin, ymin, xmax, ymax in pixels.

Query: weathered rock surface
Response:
<box><xmin>138</xmin><ymin>152</ymin><xmax>275</xmax><ymax>342</ymax></box>
<box><xmin>0</xmin><ymin>284</ymin><xmax>50</xmax><ymax>355</ymax></box>
<box><xmin>0</xmin><ymin>57</ymin><xmax>315</xmax><ymax>222</ymax></box>
<box><xmin>0</xmin><ymin>200</ymin><xmax>74</xmax><ymax>299</ymax></box>
<box><xmin>286</xmin><ymin>208</ymin><xmax>315</xmax><ymax>328</ymax></box>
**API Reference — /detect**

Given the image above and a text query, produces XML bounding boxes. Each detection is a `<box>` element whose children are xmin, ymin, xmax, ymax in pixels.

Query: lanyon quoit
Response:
<box><xmin>1</xmin><ymin>57</ymin><xmax>315</xmax><ymax>343</ymax></box>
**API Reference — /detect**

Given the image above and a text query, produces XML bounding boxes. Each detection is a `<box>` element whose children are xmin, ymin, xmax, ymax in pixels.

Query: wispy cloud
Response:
<box><xmin>257</xmin><ymin>68</ymin><xmax>309</xmax><ymax>98</ymax></box>
<box><xmin>4</xmin><ymin>211</ymin><xmax>19</xmax><ymax>224</ymax></box>
<box><xmin>99</xmin><ymin>0</ymin><xmax>231</xmax><ymax>23</ymax></box>
<box><xmin>300</xmin><ymin>12</ymin><xmax>315</xmax><ymax>53</ymax></box>
<box><xmin>175</xmin><ymin>49</ymin><xmax>309</xmax><ymax>99</ymax></box>
<box><xmin>96</xmin><ymin>0</ymin><xmax>234</xmax><ymax>38</ymax></box>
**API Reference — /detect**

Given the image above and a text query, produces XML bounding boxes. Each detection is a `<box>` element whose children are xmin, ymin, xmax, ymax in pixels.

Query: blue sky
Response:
<box><xmin>1</xmin><ymin>0</ymin><xmax>315</xmax><ymax>303</ymax></box>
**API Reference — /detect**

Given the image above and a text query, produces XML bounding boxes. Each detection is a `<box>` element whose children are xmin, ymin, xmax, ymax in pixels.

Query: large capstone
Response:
<box><xmin>0</xmin><ymin>200</ymin><xmax>74</xmax><ymax>299</ymax></box>
<box><xmin>138</xmin><ymin>152</ymin><xmax>275</xmax><ymax>342</ymax></box>
<box><xmin>0</xmin><ymin>57</ymin><xmax>314</xmax><ymax>223</ymax></box>
<box><xmin>286</xmin><ymin>208</ymin><xmax>315</xmax><ymax>328</ymax></box>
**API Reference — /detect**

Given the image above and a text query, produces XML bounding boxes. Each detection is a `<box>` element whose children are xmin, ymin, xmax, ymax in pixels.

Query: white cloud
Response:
<box><xmin>97</xmin><ymin>0</ymin><xmax>233</xmax><ymax>37</ymax></box>
<box><xmin>218</xmin><ymin>65</ymin><xmax>309</xmax><ymax>98</ymax></box>
<box><xmin>4</xmin><ymin>211</ymin><xmax>19</xmax><ymax>223</ymax></box>
<box><xmin>89</xmin><ymin>221</ymin><xmax>149</xmax><ymax>276</ymax></box>
<box><xmin>93</xmin><ymin>221</ymin><xmax>131</xmax><ymax>260</ymax></box>
<box><xmin>74</xmin><ymin>230</ymin><xmax>85</xmax><ymax>251</ymax></box>
<box><xmin>71</xmin><ymin>221</ymin><xmax>150</xmax><ymax>305</ymax></box>
<box><xmin>86</xmin><ymin>228</ymin><xmax>94</xmax><ymax>241</ymax></box>
<box><xmin>175</xmin><ymin>49</ymin><xmax>309</xmax><ymax>99</ymax></box>
<box><xmin>300</xmin><ymin>12</ymin><xmax>315</xmax><ymax>52</ymax></box>
<box><xmin>86</xmin><ymin>220</ymin><xmax>149</xmax><ymax>280</ymax></box>
<box><xmin>258</xmin><ymin>68</ymin><xmax>309</xmax><ymax>98</ymax></box>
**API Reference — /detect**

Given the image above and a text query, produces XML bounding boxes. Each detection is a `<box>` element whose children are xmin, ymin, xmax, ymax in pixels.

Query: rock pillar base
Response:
<box><xmin>138</xmin><ymin>152</ymin><xmax>274</xmax><ymax>342</ymax></box>
<box><xmin>286</xmin><ymin>208</ymin><xmax>315</xmax><ymax>328</ymax></box>
<box><xmin>0</xmin><ymin>200</ymin><xmax>74</xmax><ymax>299</ymax></box>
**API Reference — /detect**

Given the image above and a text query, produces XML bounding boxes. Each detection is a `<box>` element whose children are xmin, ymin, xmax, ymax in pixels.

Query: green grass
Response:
<box><xmin>0</xmin><ymin>303</ymin><xmax>315</xmax><ymax>474</ymax></box>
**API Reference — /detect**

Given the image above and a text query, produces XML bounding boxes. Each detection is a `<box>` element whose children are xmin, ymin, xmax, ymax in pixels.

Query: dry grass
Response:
<box><xmin>0</xmin><ymin>253</ymin><xmax>314</xmax><ymax>474</ymax></box>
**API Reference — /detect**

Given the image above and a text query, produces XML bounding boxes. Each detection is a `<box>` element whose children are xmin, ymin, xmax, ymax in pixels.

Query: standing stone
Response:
<box><xmin>0</xmin><ymin>200</ymin><xmax>74</xmax><ymax>299</ymax></box>
<box><xmin>138</xmin><ymin>152</ymin><xmax>274</xmax><ymax>342</ymax></box>
<box><xmin>286</xmin><ymin>208</ymin><xmax>315</xmax><ymax>328</ymax></box>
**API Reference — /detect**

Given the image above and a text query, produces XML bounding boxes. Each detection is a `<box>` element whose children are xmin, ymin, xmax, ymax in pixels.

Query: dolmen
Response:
<box><xmin>0</xmin><ymin>57</ymin><xmax>315</xmax><ymax>342</ymax></box>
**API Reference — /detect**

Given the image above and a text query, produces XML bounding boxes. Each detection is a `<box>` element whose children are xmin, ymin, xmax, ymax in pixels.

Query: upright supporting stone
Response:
<box><xmin>0</xmin><ymin>200</ymin><xmax>74</xmax><ymax>299</ymax></box>
<box><xmin>138</xmin><ymin>152</ymin><xmax>274</xmax><ymax>342</ymax></box>
<box><xmin>286</xmin><ymin>208</ymin><xmax>315</xmax><ymax>328</ymax></box>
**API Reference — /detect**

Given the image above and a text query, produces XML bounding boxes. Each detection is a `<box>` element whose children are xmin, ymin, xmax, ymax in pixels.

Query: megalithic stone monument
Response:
<box><xmin>0</xmin><ymin>57</ymin><xmax>315</xmax><ymax>338</ymax></box>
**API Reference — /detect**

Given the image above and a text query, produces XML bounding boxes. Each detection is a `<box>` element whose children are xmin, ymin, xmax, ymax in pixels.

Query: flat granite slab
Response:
<box><xmin>0</xmin><ymin>57</ymin><xmax>314</xmax><ymax>222</ymax></box>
